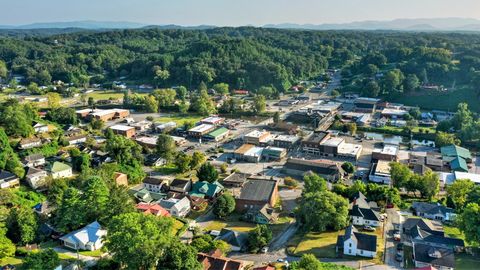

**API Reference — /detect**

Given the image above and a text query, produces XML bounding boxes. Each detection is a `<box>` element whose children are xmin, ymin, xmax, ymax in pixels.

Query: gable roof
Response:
<box><xmin>342</xmin><ymin>225</ymin><xmax>377</xmax><ymax>252</ymax></box>
<box><xmin>222</xmin><ymin>172</ymin><xmax>250</xmax><ymax>186</ymax></box>
<box><xmin>135</xmin><ymin>203</ymin><xmax>170</xmax><ymax>217</ymax></box>
<box><xmin>169</xmin><ymin>179</ymin><xmax>191</xmax><ymax>192</ymax></box>
<box><xmin>50</xmin><ymin>162</ymin><xmax>71</xmax><ymax>173</ymax></box>
<box><xmin>0</xmin><ymin>171</ymin><xmax>18</xmax><ymax>181</ymax></box>
<box><xmin>411</xmin><ymin>226</ymin><xmax>464</xmax><ymax>247</ymax></box>
<box><xmin>350</xmin><ymin>205</ymin><xmax>381</xmax><ymax>221</ymax></box>
<box><xmin>24</xmin><ymin>153</ymin><xmax>45</xmax><ymax>162</ymax></box>
<box><xmin>26</xmin><ymin>167</ymin><xmax>46</xmax><ymax>176</ymax></box>
<box><xmin>59</xmin><ymin>221</ymin><xmax>106</xmax><ymax>246</ymax></box>
<box><xmin>413</xmin><ymin>242</ymin><xmax>455</xmax><ymax>269</ymax></box>
<box><xmin>450</xmin><ymin>157</ymin><xmax>468</xmax><ymax>172</ymax></box>
<box><xmin>403</xmin><ymin>218</ymin><xmax>444</xmax><ymax>235</ymax></box>
<box><xmin>215</xmin><ymin>229</ymin><xmax>248</xmax><ymax>248</ymax></box>
<box><xmin>197</xmin><ymin>251</ymin><xmax>244</xmax><ymax>270</ymax></box>
<box><xmin>440</xmin><ymin>145</ymin><xmax>471</xmax><ymax>160</ymax></box>
<box><xmin>412</xmin><ymin>202</ymin><xmax>454</xmax><ymax>217</ymax></box>
<box><xmin>191</xmin><ymin>181</ymin><xmax>224</xmax><ymax>198</ymax></box>
<box><xmin>237</xmin><ymin>179</ymin><xmax>277</xmax><ymax>202</ymax></box>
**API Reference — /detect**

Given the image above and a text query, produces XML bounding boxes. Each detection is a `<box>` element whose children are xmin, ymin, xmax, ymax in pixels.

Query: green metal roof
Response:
<box><xmin>450</xmin><ymin>157</ymin><xmax>469</xmax><ymax>172</ymax></box>
<box><xmin>51</xmin><ymin>162</ymin><xmax>71</xmax><ymax>173</ymax></box>
<box><xmin>191</xmin><ymin>181</ymin><xmax>224</xmax><ymax>197</ymax></box>
<box><xmin>441</xmin><ymin>145</ymin><xmax>472</xmax><ymax>160</ymax></box>
<box><xmin>207</xmin><ymin>127</ymin><xmax>229</xmax><ymax>138</ymax></box>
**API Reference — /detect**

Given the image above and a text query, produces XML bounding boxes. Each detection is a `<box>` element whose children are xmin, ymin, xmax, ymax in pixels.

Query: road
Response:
<box><xmin>384</xmin><ymin>209</ymin><xmax>403</xmax><ymax>269</ymax></box>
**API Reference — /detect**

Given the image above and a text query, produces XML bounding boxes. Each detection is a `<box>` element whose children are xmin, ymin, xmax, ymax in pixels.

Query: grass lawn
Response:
<box><xmin>204</xmin><ymin>214</ymin><xmax>256</xmax><ymax>233</ymax></box>
<box><xmin>391</xmin><ymin>86</ymin><xmax>480</xmax><ymax>112</ymax></box>
<box><xmin>0</xmin><ymin>257</ymin><xmax>24</xmax><ymax>269</ymax></box>
<box><xmin>288</xmin><ymin>230</ymin><xmax>343</xmax><ymax>258</ymax></box>
<box><xmin>155</xmin><ymin>164</ymin><xmax>179</xmax><ymax>175</ymax></box>
<box><xmin>172</xmin><ymin>218</ymin><xmax>186</xmax><ymax>235</ymax></box>
<box><xmin>155</xmin><ymin>114</ymin><xmax>204</xmax><ymax>126</ymax></box>
<box><xmin>456</xmin><ymin>253</ymin><xmax>480</xmax><ymax>269</ymax></box>
<box><xmin>444</xmin><ymin>225</ymin><xmax>466</xmax><ymax>243</ymax></box>
<box><xmin>79</xmin><ymin>249</ymin><xmax>104</xmax><ymax>257</ymax></box>
<box><xmin>39</xmin><ymin>240</ymin><xmax>59</xmax><ymax>249</ymax></box>
<box><xmin>86</xmin><ymin>90</ymin><xmax>147</xmax><ymax>100</ymax></box>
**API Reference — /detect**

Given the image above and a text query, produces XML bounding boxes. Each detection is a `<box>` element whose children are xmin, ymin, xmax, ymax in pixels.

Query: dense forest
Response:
<box><xmin>0</xmin><ymin>27</ymin><xmax>480</xmax><ymax>100</ymax></box>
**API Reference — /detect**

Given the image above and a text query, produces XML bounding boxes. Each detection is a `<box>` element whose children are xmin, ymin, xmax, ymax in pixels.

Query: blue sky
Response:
<box><xmin>2</xmin><ymin>0</ymin><xmax>480</xmax><ymax>26</ymax></box>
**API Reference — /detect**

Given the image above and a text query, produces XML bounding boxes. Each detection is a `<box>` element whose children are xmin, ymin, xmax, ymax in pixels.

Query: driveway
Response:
<box><xmin>53</xmin><ymin>247</ymin><xmax>98</xmax><ymax>267</ymax></box>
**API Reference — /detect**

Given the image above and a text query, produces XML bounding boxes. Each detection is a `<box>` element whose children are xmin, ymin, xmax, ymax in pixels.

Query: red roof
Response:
<box><xmin>136</xmin><ymin>203</ymin><xmax>170</xmax><ymax>217</ymax></box>
<box><xmin>233</xmin><ymin>90</ymin><xmax>249</xmax><ymax>95</ymax></box>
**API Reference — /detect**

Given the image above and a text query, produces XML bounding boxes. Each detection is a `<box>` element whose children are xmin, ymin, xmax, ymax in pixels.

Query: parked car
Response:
<box><xmin>386</xmin><ymin>203</ymin><xmax>395</xmax><ymax>208</ymax></box>
<box><xmin>394</xmin><ymin>232</ymin><xmax>401</xmax><ymax>241</ymax></box>
<box><xmin>395</xmin><ymin>253</ymin><xmax>403</xmax><ymax>262</ymax></box>
<box><xmin>363</xmin><ymin>226</ymin><xmax>375</xmax><ymax>232</ymax></box>
<box><xmin>397</xmin><ymin>243</ymin><xmax>404</xmax><ymax>251</ymax></box>
<box><xmin>261</xmin><ymin>246</ymin><xmax>269</xmax><ymax>253</ymax></box>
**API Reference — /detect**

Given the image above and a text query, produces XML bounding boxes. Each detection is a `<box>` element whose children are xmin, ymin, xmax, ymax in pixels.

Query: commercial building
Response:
<box><xmin>302</xmin><ymin>131</ymin><xmax>330</xmax><ymax>155</ymax></box>
<box><xmin>188</xmin><ymin>124</ymin><xmax>215</xmax><ymax>138</ymax></box>
<box><xmin>110</xmin><ymin>125</ymin><xmax>136</xmax><ymax>138</ymax></box>
<box><xmin>200</xmin><ymin>116</ymin><xmax>225</xmax><ymax>126</ymax></box>
<box><xmin>273</xmin><ymin>134</ymin><xmax>300</xmax><ymax>149</ymax></box>
<box><xmin>302</xmin><ymin>132</ymin><xmax>362</xmax><ymax>161</ymax></box>
<box><xmin>204</xmin><ymin>127</ymin><xmax>230</xmax><ymax>142</ymax></box>
<box><xmin>234</xmin><ymin>144</ymin><xmax>264</xmax><ymax>163</ymax></box>
<box><xmin>135</xmin><ymin>136</ymin><xmax>158</xmax><ymax>148</ymax></box>
<box><xmin>243</xmin><ymin>130</ymin><xmax>272</xmax><ymax>145</ymax></box>
<box><xmin>155</xmin><ymin>121</ymin><xmax>177</xmax><ymax>133</ymax></box>
<box><xmin>76</xmin><ymin>108</ymin><xmax>130</xmax><ymax>121</ymax></box>
<box><xmin>354</xmin><ymin>97</ymin><xmax>380</xmax><ymax>113</ymax></box>
<box><xmin>283</xmin><ymin>158</ymin><xmax>345</xmax><ymax>182</ymax></box>
<box><xmin>381</xmin><ymin>108</ymin><xmax>408</xmax><ymax>119</ymax></box>
<box><xmin>262</xmin><ymin>146</ymin><xmax>287</xmax><ymax>161</ymax></box>
<box><xmin>372</xmin><ymin>144</ymin><xmax>399</xmax><ymax>161</ymax></box>
<box><xmin>369</xmin><ymin>160</ymin><xmax>391</xmax><ymax>185</ymax></box>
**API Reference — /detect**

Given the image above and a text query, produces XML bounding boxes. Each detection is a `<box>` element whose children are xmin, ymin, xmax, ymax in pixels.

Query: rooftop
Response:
<box><xmin>303</xmin><ymin>131</ymin><xmax>329</xmax><ymax>144</ymax></box>
<box><xmin>110</xmin><ymin>125</ymin><xmax>135</xmax><ymax>131</ymax></box>
<box><xmin>373</xmin><ymin>144</ymin><xmax>399</xmax><ymax>156</ymax></box>
<box><xmin>321</xmin><ymin>137</ymin><xmax>345</xmax><ymax>147</ymax></box>
<box><xmin>189</xmin><ymin>124</ymin><xmax>215</xmax><ymax>133</ymax></box>
<box><xmin>244</xmin><ymin>130</ymin><xmax>270</xmax><ymax>139</ymax></box>
<box><xmin>237</xmin><ymin>179</ymin><xmax>277</xmax><ymax>202</ymax></box>
<box><xmin>207</xmin><ymin>127</ymin><xmax>230</xmax><ymax>138</ymax></box>
<box><xmin>201</xmin><ymin>116</ymin><xmax>225</xmax><ymax>124</ymax></box>
<box><xmin>374</xmin><ymin>160</ymin><xmax>391</xmax><ymax>175</ymax></box>
<box><xmin>274</xmin><ymin>134</ymin><xmax>300</xmax><ymax>143</ymax></box>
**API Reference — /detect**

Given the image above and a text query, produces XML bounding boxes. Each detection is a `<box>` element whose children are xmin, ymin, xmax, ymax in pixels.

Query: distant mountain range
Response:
<box><xmin>263</xmin><ymin>18</ymin><xmax>480</xmax><ymax>31</ymax></box>
<box><xmin>1</xmin><ymin>18</ymin><xmax>480</xmax><ymax>32</ymax></box>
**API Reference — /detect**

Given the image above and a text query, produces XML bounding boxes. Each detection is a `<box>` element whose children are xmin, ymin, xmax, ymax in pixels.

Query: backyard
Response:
<box><xmin>287</xmin><ymin>230</ymin><xmax>343</xmax><ymax>258</ymax></box>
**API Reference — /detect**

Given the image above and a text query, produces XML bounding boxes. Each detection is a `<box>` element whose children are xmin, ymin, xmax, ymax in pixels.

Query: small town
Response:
<box><xmin>1</xmin><ymin>2</ymin><xmax>480</xmax><ymax>270</ymax></box>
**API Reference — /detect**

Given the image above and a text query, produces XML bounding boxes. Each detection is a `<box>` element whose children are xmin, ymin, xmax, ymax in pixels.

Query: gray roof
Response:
<box><xmin>25</xmin><ymin>153</ymin><xmax>45</xmax><ymax>161</ymax></box>
<box><xmin>412</xmin><ymin>202</ymin><xmax>454</xmax><ymax>217</ymax></box>
<box><xmin>403</xmin><ymin>218</ymin><xmax>444</xmax><ymax>235</ymax></box>
<box><xmin>222</xmin><ymin>172</ymin><xmax>250</xmax><ymax>185</ymax></box>
<box><xmin>26</xmin><ymin>167</ymin><xmax>45</xmax><ymax>176</ymax></box>
<box><xmin>342</xmin><ymin>225</ymin><xmax>377</xmax><ymax>252</ymax></box>
<box><xmin>350</xmin><ymin>205</ymin><xmax>381</xmax><ymax>221</ymax></box>
<box><xmin>413</xmin><ymin>243</ymin><xmax>455</xmax><ymax>268</ymax></box>
<box><xmin>411</xmin><ymin>226</ymin><xmax>464</xmax><ymax>247</ymax></box>
<box><xmin>215</xmin><ymin>229</ymin><xmax>248</xmax><ymax>248</ymax></box>
<box><xmin>238</xmin><ymin>179</ymin><xmax>277</xmax><ymax>202</ymax></box>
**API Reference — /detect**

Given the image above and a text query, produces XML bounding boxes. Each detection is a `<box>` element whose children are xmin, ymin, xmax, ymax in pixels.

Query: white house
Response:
<box><xmin>338</xmin><ymin>225</ymin><xmax>377</xmax><ymax>258</ymax></box>
<box><xmin>50</xmin><ymin>162</ymin><xmax>73</xmax><ymax>179</ymax></box>
<box><xmin>60</xmin><ymin>221</ymin><xmax>107</xmax><ymax>251</ymax></box>
<box><xmin>350</xmin><ymin>192</ymin><xmax>381</xmax><ymax>227</ymax></box>
<box><xmin>158</xmin><ymin>197</ymin><xmax>191</xmax><ymax>218</ymax></box>
<box><xmin>33</xmin><ymin>122</ymin><xmax>49</xmax><ymax>134</ymax></box>
<box><xmin>23</xmin><ymin>154</ymin><xmax>46</xmax><ymax>167</ymax></box>
<box><xmin>25</xmin><ymin>167</ymin><xmax>48</xmax><ymax>190</ymax></box>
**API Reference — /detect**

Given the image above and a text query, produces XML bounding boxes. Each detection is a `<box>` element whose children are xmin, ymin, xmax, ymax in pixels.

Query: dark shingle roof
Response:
<box><xmin>350</xmin><ymin>205</ymin><xmax>381</xmax><ymax>221</ymax></box>
<box><xmin>222</xmin><ymin>172</ymin><xmax>250</xmax><ymax>185</ymax></box>
<box><xmin>238</xmin><ymin>179</ymin><xmax>277</xmax><ymax>202</ymax></box>
<box><xmin>413</xmin><ymin>243</ymin><xmax>455</xmax><ymax>269</ymax></box>
<box><xmin>412</xmin><ymin>202</ymin><xmax>454</xmax><ymax>217</ymax></box>
<box><xmin>403</xmin><ymin>218</ymin><xmax>444</xmax><ymax>235</ymax></box>
<box><xmin>0</xmin><ymin>171</ymin><xmax>17</xmax><ymax>181</ymax></box>
<box><xmin>354</xmin><ymin>232</ymin><xmax>377</xmax><ymax>252</ymax></box>
<box><xmin>169</xmin><ymin>179</ymin><xmax>191</xmax><ymax>192</ymax></box>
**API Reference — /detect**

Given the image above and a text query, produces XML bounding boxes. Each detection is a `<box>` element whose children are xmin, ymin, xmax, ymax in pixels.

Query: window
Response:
<box><xmin>349</xmin><ymin>249</ymin><xmax>352</xmax><ymax>254</ymax></box>
<box><xmin>349</xmin><ymin>243</ymin><xmax>352</xmax><ymax>247</ymax></box>
<box><xmin>360</xmin><ymin>250</ymin><xmax>363</xmax><ymax>254</ymax></box>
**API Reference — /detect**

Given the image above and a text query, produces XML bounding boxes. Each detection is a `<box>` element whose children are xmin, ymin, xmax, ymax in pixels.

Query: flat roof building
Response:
<box><xmin>110</xmin><ymin>125</ymin><xmax>136</xmax><ymax>138</ymax></box>
<box><xmin>234</xmin><ymin>144</ymin><xmax>264</xmax><ymax>163</ymax></box>
<box><xmin>369</xmin><ymin>160</ymin><xmax>391</xmax><ymax>185</ymax></box>
<box><xmin>200</xmin><ymin>116</ymin><xmax>225</xmax><ymax>126</ymax></box>
<box><xmin>372</xmin><ymin>144</ymin><xmax>399</xmax><ymax>161</ymax></box>
<box><xmin>244</xmin><ymin>130</ymin><xmax>272</xmax><ymax>145</ymax></box>
<box><xmin>283</xmin><ymin>158</ymin><xmax>344</xmax><ymax>182</ymax></box>
<box><xmin>188</xmin><ymin>124</ymin><xmax>215</xmax><ymax>138</ymax></box>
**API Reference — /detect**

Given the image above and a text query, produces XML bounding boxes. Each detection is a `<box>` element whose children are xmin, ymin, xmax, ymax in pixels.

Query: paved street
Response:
<box><xmin>384</xmin><ymin>209</ymin><xmax>403</xmax><ymax>269</ymax></box>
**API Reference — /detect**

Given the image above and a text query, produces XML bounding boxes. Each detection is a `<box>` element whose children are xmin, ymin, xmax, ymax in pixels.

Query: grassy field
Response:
<box><xmin>456</xmin><ymin>253</ymin><xmax>480</xmax><ymax>269</ymax></box>
<box><xmin>155</xmin><ymin>114</ymin><xmax>204</xmax><ymax>126</ymax></box>
<box><xmin>0</xmin><ymin>257</ymin><xmax>24</xmax><ymax>269</ymax></box>
<box><xmin>86</xmin><ymin>90</ymin><xmax>146</xmax><ymax>100</ymax></box>
<box><xmin>391</xmin><ymin>86</ymin><xmax>480</xmax><ymax>112</ymax></box>
<box><xmin>288</xmin><ymin>230</ymin><xmax>343</xmax><ymax>258</ymax></box>
<box><xmin>444</xmin><ymin>225</ymin><xmax>466</xmax><ymax>243</ymax></box>
<box><xmin>79</xmin><ymin>249</ymin><xmax>104</xmax><ymax>257</ymax></box>
<box><xmin>204</xmin><ymin>218</ymin><xmax>256</xmax><ymax>233</ymax></box>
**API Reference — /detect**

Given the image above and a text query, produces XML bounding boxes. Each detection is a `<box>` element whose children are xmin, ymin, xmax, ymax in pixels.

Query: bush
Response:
<box><xmin>284</xmin><ymin>177</ymin><xmax>298</xmax><ymax>188</ymax></box>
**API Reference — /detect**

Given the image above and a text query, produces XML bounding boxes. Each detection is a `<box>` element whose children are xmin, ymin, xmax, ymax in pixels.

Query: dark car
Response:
<box><xmin>395</xmin><ymin>253</ymin><xmax>403</xmax><ymax>262</ymax></box>
<box><xmin>397</xmin><ymin>243</ymin><xmax>404</xmax><ymax>251</ymax></box>
<box><xmin>363</xmin><ymin>226</ymin><xmax>375</xmax><ymax>232</ymax></box>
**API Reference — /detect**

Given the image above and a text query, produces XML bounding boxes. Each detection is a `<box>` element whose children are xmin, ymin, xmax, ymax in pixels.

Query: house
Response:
<box><xmin>135</xmin><ymin>203</ymin><xmax>170</xmax><ymax>217</ymax></box>
<box><xmin>190</xmin><ymin>181</ymin><xmax>224</xmax><ymax>200</ymax></box>
<box><xmin>23</xmin><ymin>153</ymin><xmax>46</xmax><ymax>167</ymax></box>
<box><xmin>110</xmin><ymin>125</ymin><xmax>136</xmax><ymax>138</ymax></box>
<box><xmin>440</xmin><ymin>145</ymin><xmax>472</xmax><ymax>172</ymax></box>
<box><xmin>19</xmin><ymin>137</ymin><xmax>42</xmax><ymax>149</ymax></box>
<box><xmin>49</xmin><ymin>162</ymin><xmax>73</xmax><ymax>179</ymax></box>
<box><xmin>25</xmin><ymin>167</ymin><xmax>48</xmax><ymax>190</ymax></box>
<box><xmin>354</xmin><ymin>97</ymin><xmax>380</xmax><ymax>113</ymax></box>
<box><xmin>408</xmin><ymin>224</ymin><xmax>464</xmax><ymax>251</ymax></box>
<box><xmin>214</xmin><ymin>229</ymin><xmax>248</xmax><ymax>252</ymax></box>
<box><xmin>403</xmin><ymin>218</ymin><xmax>444</xmax><ymax>237</ymax></box>
<box><xmin>143</xmin><ymin>177</ymin><xmax>168</xmax><ymax>193</ymax></box>
<box><xmin>412</xmin><ymin>202</ymin><xmax>456</xmax><ymax>222</ymax></box>
<box><xmin>349</xmin><ymin>192</ymin><xmax>381</xmax><ymax>227</ymax></box>
<box><xmin>158</xmin><ymin>196</ymin><xmax>191</xmax><ymax>218</ymax></box>
<box><xmin>336</xmin><ymin>225</ymin><xmax>377</xmax><ymax>258</ymax></box>
<box><xmin>244</xmin><ymin>130</ymin><xmax>272</xmax><ymax>145</ymax></box>
<box><xmin>222</xmin><ymin>172</ymin><xmax>250</xmax><ymax>188</ymax></box>
<box><xmin>66</xmin><ymin>134</ymin><xmax>87</xmax><ymax>146</ymax></box>
<box><xmin>369</xmin><ymin>160</ymin><xmax>392</xmax><ymax>185</ymax></box>
<box><xmin>33</xmin><ymin>122</ymin><xmax>49</xmax><ymax>134</ymax></box>
<box><xmin>136</xmin><ymin>136</ymin><xmax>158</xmax><ymax>149</ymax></box>
<box><xmin>283</xmin><ymin>158</ymin><xmax>345</xmax><ymax>182</ymax></box>
<box><xmin>234</xmin><ymin>179</ymin><xmax>278</xmax><ymax>212</ymax></box>
<box><xmin>60</xmin><ymin>221</ymin><xmax>107</xmax><ymax>251</ymax></box>
<box><xmin>144</xmin><ymin>154</ymin><xmax>167</xmax><ymax>167</ymax></box>
<box><xmin>413</xmin><ymin>243</ymin><xmax>455</xmax><ymax>270</ymax></box>
<box><xmin>243</xmin><ymin>204</ymin><xmax>278</xmax><ymax>224</ymax></box>
<box><xmin>130</xmin><ymin>187</ymin><xmax>166</xmax><ymax>203</ymax></box>
<box><xmin>0</xmin><ymin>171</ymin><xmax>20</xmax><ymax>189</ymax></box>
<box><xmin>197</xmin><ymin>250</ymin><xmax>245</xmax><ymax>270</ymax></box>
<box><xmin>168</xmin><ymin>179</ymin><xmax>192</xmax><ymax>194</ymax></box>
<box><xmin>113</xmin><ymin>172</ymin><xmax>128</xmax><ymax>186</ymax></box>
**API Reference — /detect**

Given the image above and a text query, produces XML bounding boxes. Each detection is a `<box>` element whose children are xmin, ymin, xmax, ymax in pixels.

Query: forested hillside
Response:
<box><xmin>0</xmin><ymin>27</ymin><xmax>480</xmax><ymax>102</ymax></box>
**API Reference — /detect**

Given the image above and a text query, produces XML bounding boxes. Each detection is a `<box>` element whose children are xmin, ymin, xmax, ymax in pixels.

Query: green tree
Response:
<box><xmin>458</xmin><ymin>203</ymin><xmax>480</xmax><ymax>246</ymax></box>
<box><xmin>0</xmin><ymin>226</ymin><xmax>15</xmax><ymax>260</ymax></box>
<box><xmin>6</xmin><ymin>206</ymin><xmax>38</xmax><ymax>245</ymax></box>
<box><xmin>175</xmin><ymin>152</ymin><xmax>193</xmax><ymax>173</ymax></box>
<box><xmin>105</xmin><ymin>212</ymin><xmax>173</xmax><ymax>269</ymax></box>
<box><xmin>290</xmin><ymin>254</ymin><xmax>323</xmax><ymax>270</ymax></box>
<box><xmin>273</xmin><ymin>111</ymin><xmax>280</xmax><ymax>124</ymax></box>
<box><xmin>435</xmin><ymin>132</ymin><xmax>461</xmax><ymax>147</ymax></box>
<box><xmin>297</xmin><ymin>191</ymin><xmax>349</xmax><ymax>232</ymax></box>
<box><xmin>190</xmin><ymin>234</ymin><xmax>215</xmax><ymax>253</ymax></box>
<box><xmin>23</xmin><ymin>248</ymin><xmax>60</xmax><ymax>270</ymax></box>
<box><xmin>341</xmin><ymin>162</ymin><xmax>355</xmax><ymax>174</ymax></box>
<box><xmin>197</xmin><ymin>162</ymin><xmax>218</xmax><ymax>183</ymax></box>
<box><xmin>83</xmin><ymin>176</ymin><xmax>110</xmax><ymax>222</ymax></box>
<box><xmin>0</xmin><ymin>128</ymin><xmax>25</xmax><ymax>178</ymax></box>
<box><xmin>447</xmin><ymin>179</ymin><xmax>475</xmax><ymax>210</ymax></box>
<box><xmin>213</xmin><ymin>194</ymin><xmax>236</xmax><ymax>218</ymax></box>
<box><xmin>156</xmin><ymin>134</ymin><xmax>176</xmax><ymax>162</ymax></box>
<box><xmin>303</xmin><ymin>173</ymin><xmax>327</xmax><ymax>194</ymax></box>
<box><xmin>152</xmin><ymin>88</ymin><xmax>177</xmax><ymax>109</ymax></box>
<box><xmin>102</xmin><ymin>185</ymin><xmax>136</xmax><ymax>224</ymax></box>
<box><xmin>389</xmin><ymin>162</ymin><xmax>412</xmax><ymax>188</ymax></box>
<box><xmin>46</xmin><ymin>107</ymin><xmax>79</xmax><ymax>125</ymax></box>
<box><xmin>0</xmin><ymin>103</ymin><xmax>34</xmax><ymax>137</ymax></box>
<box><xmin>346</xmin><ymin>123</ymin><xmax>357</xmax><ymax>135</ymax></box>
<box><xmin>247</xmin><ymin>225</ymin><xmax>272</xmax><ymax>253</ymax></box>
<box><xmin>191</xmin><ymin>89</ymin><xmax>216</xmax><ymax>116</ymax></box>
<box><xmin>364</xmin><ymin>80</ymin><xmax>380</xmax><ymax>97</ymax></box>
<box><xmin>157</xmin><ymin>240</ymin><xmax>202</xmax><ymax>270</ymax></box>
<box><xmin>190</xmin><ymin>151</ymin><xmax>206</xmax><ymax>170</ymax></box>
<box><xmin>404</xmin><ymin>74</ymin><xmax>420</xmax><ymax>92</ymax></box>
<box><xmin>144</xmin><ymin>95</ymin><xmax>159</xmax><ymax>113</ymax></box>
<box><xmin>0</xmin><ymin>60</ymin><xmax>7</xmax><ymax>79</ymax></box>
<box><xmin>213</xmin><ymin>83</ymin><xmax>229</xmax><ymax>95</ymax></box>
<box><xmin>253</xmin><ymin>95</ymin><xmax>266</xmax><ymax>113</ymax></box>
<box><xmin>175</xmin><ymin>86</ymin><xmax>188</xmax><ymax>101</ymax></box>
<box><xmin>88</xmin><ymin>97</ymin><xmax>95</xmax><ymax>107</ymax></box>
<box><xmin>27</xmin><ymin>82</ymin><xmax>42</xmax><ymax>94</ymax></box>
<box><xmin>55</xmin><ymin>187</ymin><xmax>87</xmax><ymax>232</ymax></box>
<box><xmin>46</xmin><ymin>92</ymin><xmax>61</xmax><ymax>109</ymax></box>
<box><xmin>257</xmin><ymin>86</ymin><xmax>275</xmax><ymax>99</ymax></box>
<box><xmin>417</xmin><ymin>170</ymin><xmax>440</xmax><ymax>200</ymax></box>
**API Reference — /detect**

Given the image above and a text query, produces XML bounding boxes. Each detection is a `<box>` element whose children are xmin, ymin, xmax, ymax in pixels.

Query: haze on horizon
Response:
<box><xmin>2</xmin><ymin>0</ymin><xmax>480</xmax><ymax>26</ymax></box>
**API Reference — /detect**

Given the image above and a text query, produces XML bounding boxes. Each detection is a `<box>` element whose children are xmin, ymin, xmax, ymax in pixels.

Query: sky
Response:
<box><xmin>1</xmin><ymin>0</ymin><xmax>480</xmax><ymax>26</ymax></box>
